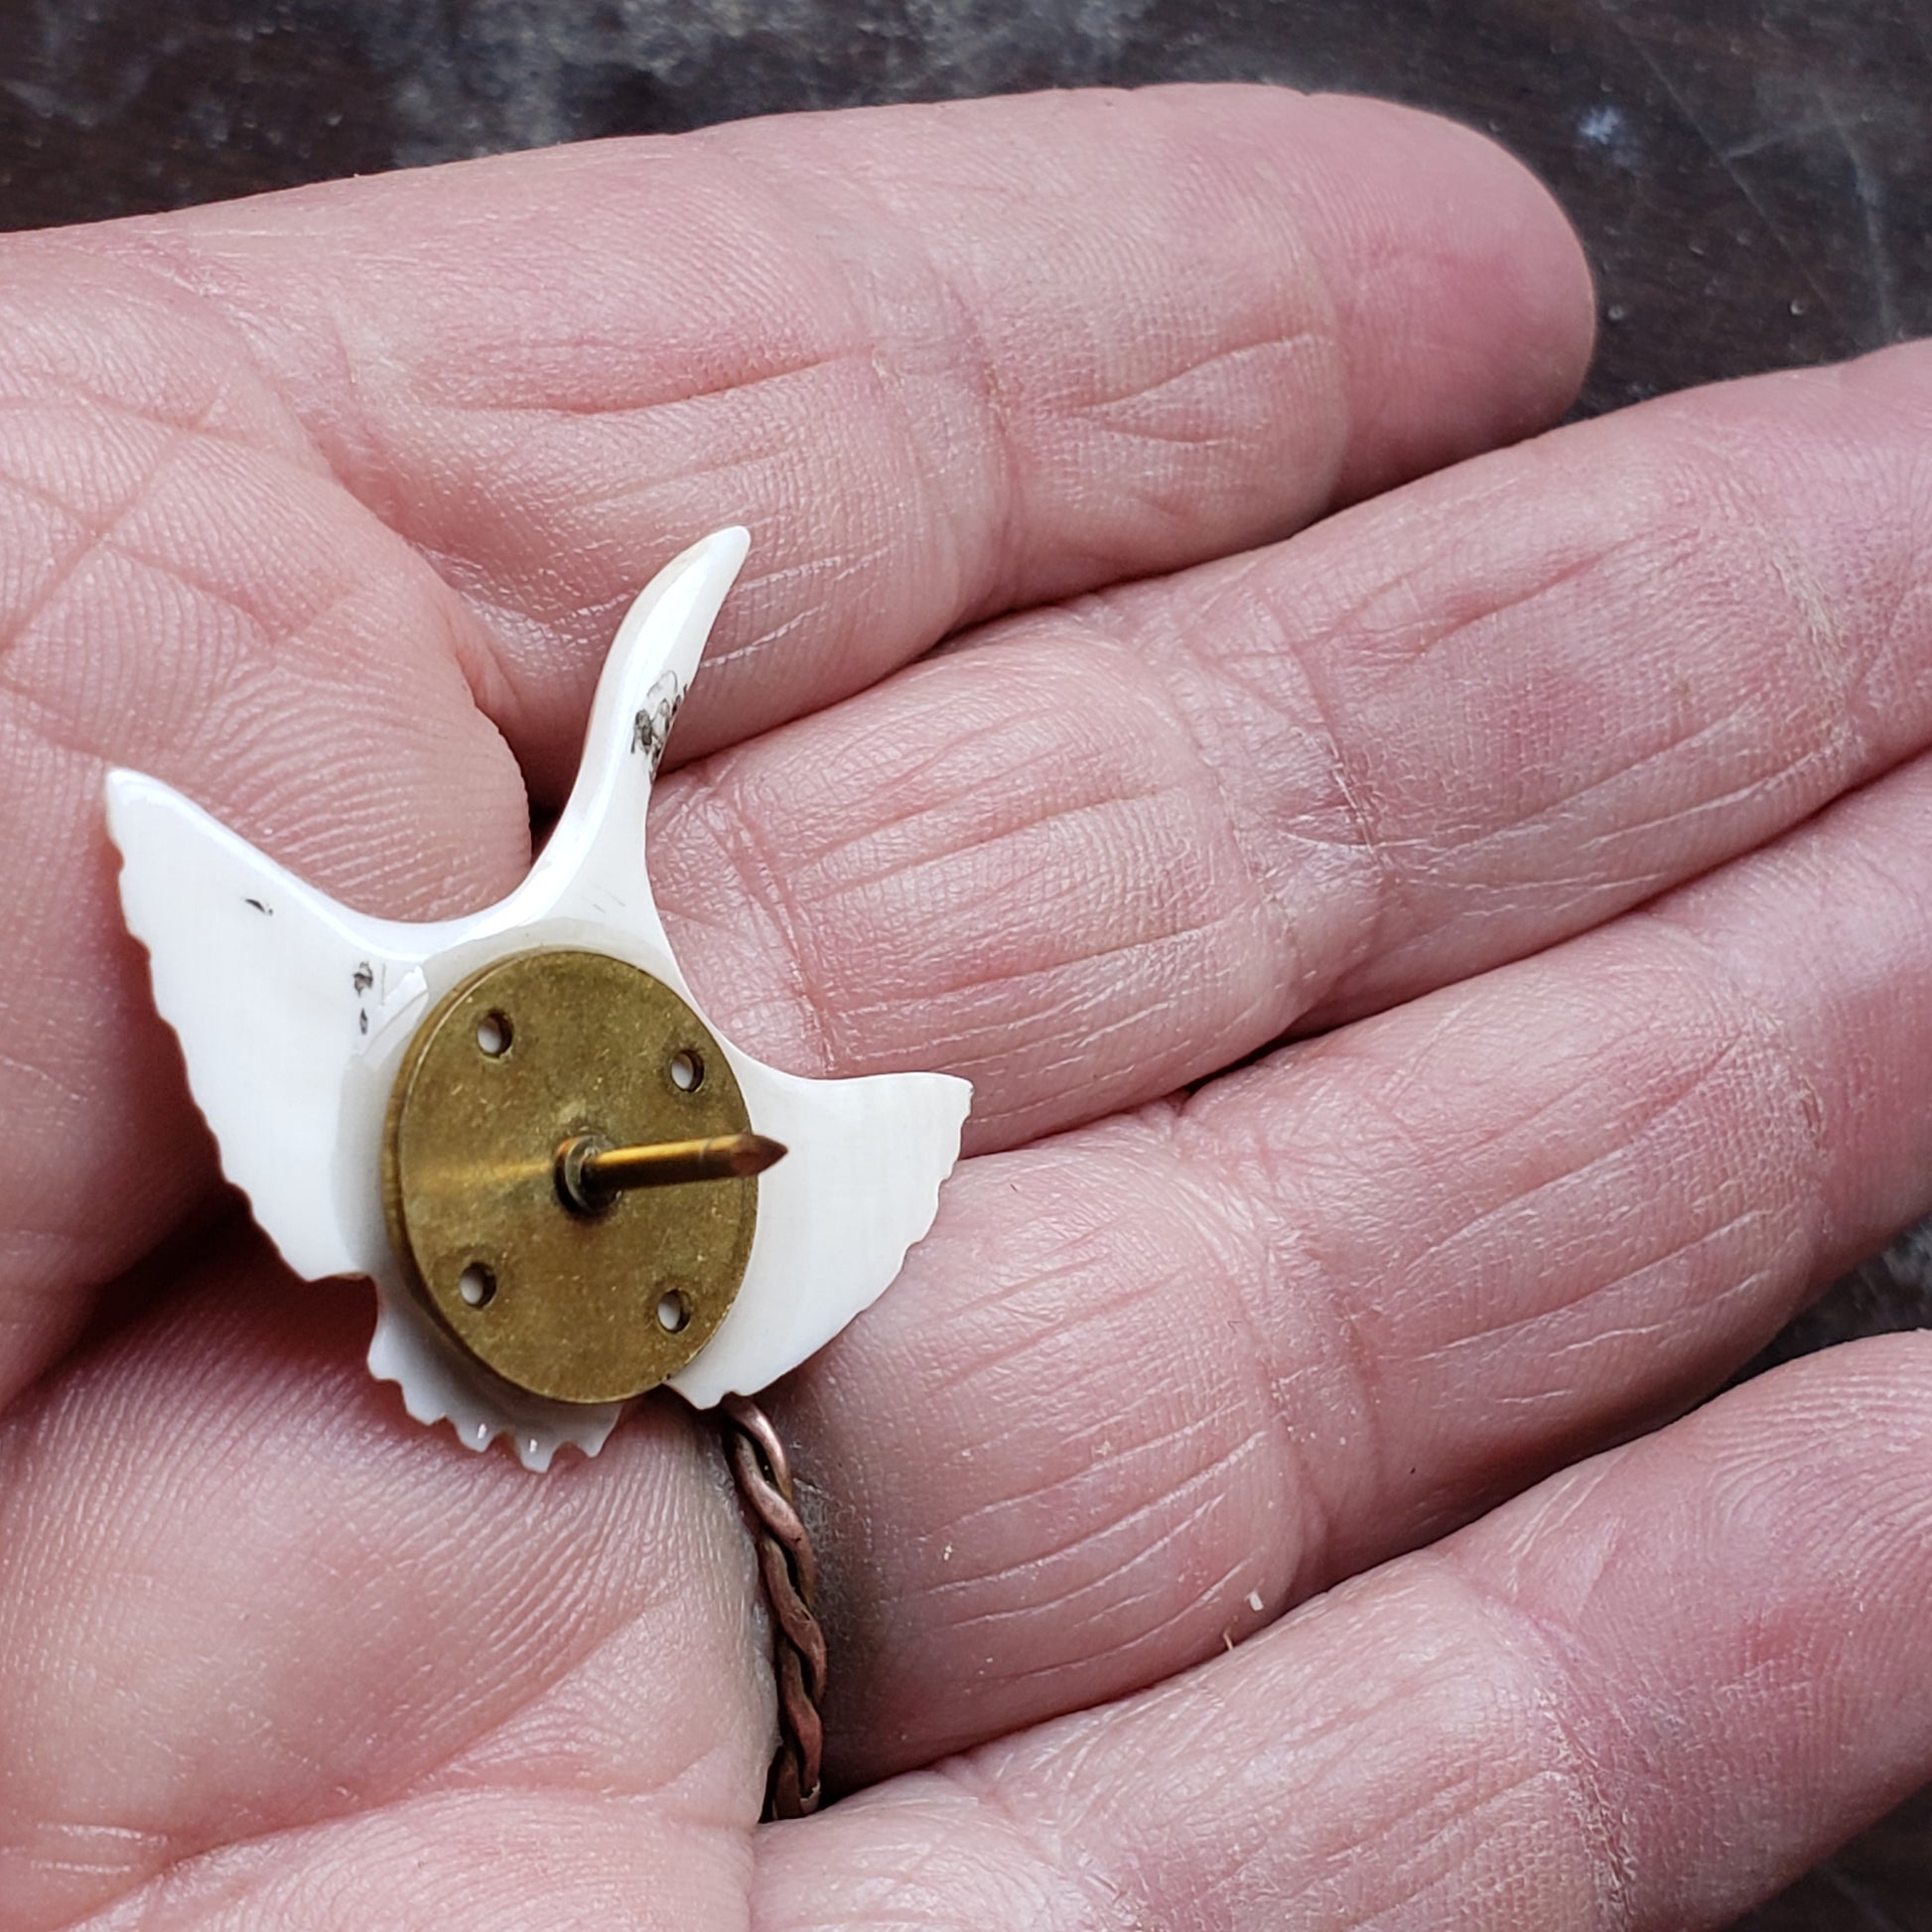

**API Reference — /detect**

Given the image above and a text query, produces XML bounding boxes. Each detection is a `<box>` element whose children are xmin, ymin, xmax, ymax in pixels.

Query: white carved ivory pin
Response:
<box><xmin>104</xmin><ymin>528</ymin><xmax>971</xmax><ymax>1470</ymax></box>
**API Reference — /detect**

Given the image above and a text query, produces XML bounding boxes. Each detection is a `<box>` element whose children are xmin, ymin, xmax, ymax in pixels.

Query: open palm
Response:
<box><xmin>4</xmin><ymin>85</ymin><xmax>1931</xmax><ymax>1931</ymax></box>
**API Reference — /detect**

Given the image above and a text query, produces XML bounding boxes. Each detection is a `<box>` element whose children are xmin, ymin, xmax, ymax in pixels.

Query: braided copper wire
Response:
<box><xmin>720</xmin><ymin>1394</ymin><xmax>827</xmax><ymax>1819</ymax></box>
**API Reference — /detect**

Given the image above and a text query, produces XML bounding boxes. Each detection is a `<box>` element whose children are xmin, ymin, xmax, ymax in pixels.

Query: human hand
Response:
<box><xmin>1</xmin><ymin>83</ymin><xmax>1928</xmax><ymax>1929</ymax></box>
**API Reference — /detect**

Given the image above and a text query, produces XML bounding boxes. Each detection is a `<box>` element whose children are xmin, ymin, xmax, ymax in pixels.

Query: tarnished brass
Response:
<box><xmin>382</xmin><ymin>949</ymin><xmax>766</xmax><ymax>1405</ymax></box>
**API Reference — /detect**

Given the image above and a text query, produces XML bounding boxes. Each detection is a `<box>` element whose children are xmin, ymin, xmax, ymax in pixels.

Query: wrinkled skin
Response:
<box><xmin>1</xmin><ymin>83</ymin><xmax>1930</xmax><ymax>1931</ymax></box>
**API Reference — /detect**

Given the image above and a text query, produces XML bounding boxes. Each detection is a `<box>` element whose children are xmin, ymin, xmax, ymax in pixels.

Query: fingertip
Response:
<box><xmin>1714</xmin><ymin>1328</ymin><xmax>1932</xmax><ymax>1473</ymax></box>
<box><xmin>1279</xmin><ymin>92</ymin><xmax>1597</xmax><ymax>498</ymax></box>
<box><xmin>1832</xmin><ymin>335</ymin><xmax>1932</xmax><ymax>436</ymax></box>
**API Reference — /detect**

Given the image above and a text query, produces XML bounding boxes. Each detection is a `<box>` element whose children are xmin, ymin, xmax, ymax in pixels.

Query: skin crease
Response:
<box><xmin>5</xmin><ymin>78</ymin><xmax>1932</xmax><ymax>1930</ymax></box>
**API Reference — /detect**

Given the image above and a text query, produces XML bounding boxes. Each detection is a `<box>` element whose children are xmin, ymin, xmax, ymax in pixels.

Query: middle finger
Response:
<box><xmin>653</xmin><ymin>340</ymin><xmax>1932</xmax><ymax>1152</ymax></box>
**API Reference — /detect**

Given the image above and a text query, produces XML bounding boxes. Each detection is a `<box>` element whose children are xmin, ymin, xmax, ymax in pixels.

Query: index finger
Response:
<box><xmin>0</xmin><ymin>84</ymin><xmax>1589</xmax><ymax>1416</ymax></box>
<box><xmin>70</xmin><ymin>85</ymin><xmax>1593</xmax><ymax>787</ymax></box>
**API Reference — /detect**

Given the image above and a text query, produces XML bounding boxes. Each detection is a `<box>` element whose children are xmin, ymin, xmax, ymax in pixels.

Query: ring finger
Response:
<box><xmin>775</xmin><ymin>729</ymin><xmax>1932</xmax><ymax>1785</ymax></box>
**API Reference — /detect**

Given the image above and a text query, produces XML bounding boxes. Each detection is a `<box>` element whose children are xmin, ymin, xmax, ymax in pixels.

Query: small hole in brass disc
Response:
<box><xmin>476</xmin><ymin>1011</ymin><xmax>513</xmax><ymax>1057</ymax></box>
<box><xmin>670</xmin><ymin>1047</ymin><xmax>704</xmax><ymax>1092</ymax></box>
<box><xmin>655</xmin><ymin>1289</ymin><xmax>689</xmax><ymax>1332</ymax></box>
<box><xmin>459</xmin><ymin>1262</ymin><xmax>497</xmax><ymax>1308</ymax></box>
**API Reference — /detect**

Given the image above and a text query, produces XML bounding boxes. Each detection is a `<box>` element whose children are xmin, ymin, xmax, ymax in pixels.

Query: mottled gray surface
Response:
<box><xmin>2</xmin><ymin>2</ymin><xmax>1931</xmax><ymax>1923</ymax></box>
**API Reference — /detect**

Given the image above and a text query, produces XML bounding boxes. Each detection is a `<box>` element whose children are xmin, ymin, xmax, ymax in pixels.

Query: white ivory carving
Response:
<box><xmin>105</xmin><ymin>528</ymin><xmax>970</xmax><ymax>1469</ymax></box>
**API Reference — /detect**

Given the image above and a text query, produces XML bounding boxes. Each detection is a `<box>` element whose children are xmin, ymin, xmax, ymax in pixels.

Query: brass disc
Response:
<box><xmin>382</xmin><ymin>949</ymin><xmax>758</xmax><ymax>1405</ymax></box>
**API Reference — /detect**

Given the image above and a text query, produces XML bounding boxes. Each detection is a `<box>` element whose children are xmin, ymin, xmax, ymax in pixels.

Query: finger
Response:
<box><xmin>646</xmin><ymin>340</ymin><xmax>1932</xmax><ymax>1149</ymax></box>
<box><xmin>0</xmin><ymin>242</ymin><xmax>529</xmax><ymax>1399</ymax></box>
<box><xmin>75</xmin><ymin>85</ymin><xmax>1593</xmax><ymax>781</ymax></box>
<box><xmin>1</xmin><ymin>334</ymin><xmax>1913</xmax><ymax>1427</ymax></box>
<box><xmin>0</xmin><ymin>85</ymin><xmax>1589</xmax><ymax>1406</ymax></box>
<box><xmin>774</xmin><ymin>738</ymin><xmax>1932</xmax><ymax>1783</ymax></box>
<box><xmin>763</xmin><ymin>1335</ymin><xmax>1932</xmax><ymax>1932</ymax></box>
<box><xmin>0</xmin><ymin>1228</ymin><xmax>765</xmax><ymax>1931</ymax></box>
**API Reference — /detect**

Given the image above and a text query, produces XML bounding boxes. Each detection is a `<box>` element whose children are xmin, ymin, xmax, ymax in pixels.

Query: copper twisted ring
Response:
<box><xmin>719</xmin><ymin>1393</ymin><xmax>828</xmax><ymax>1819</ymax></box>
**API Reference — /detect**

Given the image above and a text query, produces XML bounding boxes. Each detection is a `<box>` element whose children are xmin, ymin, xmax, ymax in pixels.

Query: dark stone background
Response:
<box><xmin>2</xmin><ymin>1</ymin><xmax>1929</xmax><ymax>1923</ymax></box>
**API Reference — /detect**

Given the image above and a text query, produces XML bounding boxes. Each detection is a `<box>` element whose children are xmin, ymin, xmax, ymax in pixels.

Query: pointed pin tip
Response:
<box><xmin>732</xmin><ymin>1132</ymin><xmax>788</xmax><ymax>1176</ymax></box>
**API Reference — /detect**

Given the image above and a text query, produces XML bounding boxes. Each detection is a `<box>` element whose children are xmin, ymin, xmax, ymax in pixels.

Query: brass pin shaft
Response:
<box><xmin>558</xmin><ymin>1131</ymin><xmax>786</xmax><ymax>1213</ymax></box>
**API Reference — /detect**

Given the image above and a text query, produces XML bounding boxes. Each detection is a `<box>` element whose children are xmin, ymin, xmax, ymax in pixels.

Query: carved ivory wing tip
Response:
<box><xmin>103</xmin><ymin>768</ymin><xmax>412</xmax><ymax>1286</ymax></box>
<box><xmin>600</xmin><ymin>524</ymin><xmax>751</xmax><ymax>747</ymax></box>
<box><xmin>670</xmin><ymin>1065</ymin><xmax>974</xmax><ymax>1410</ymax></box>
<box><xmin>520</xmin><ymin>526</ymin><xmax>751</xmax><ymax>933</ymax></box>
